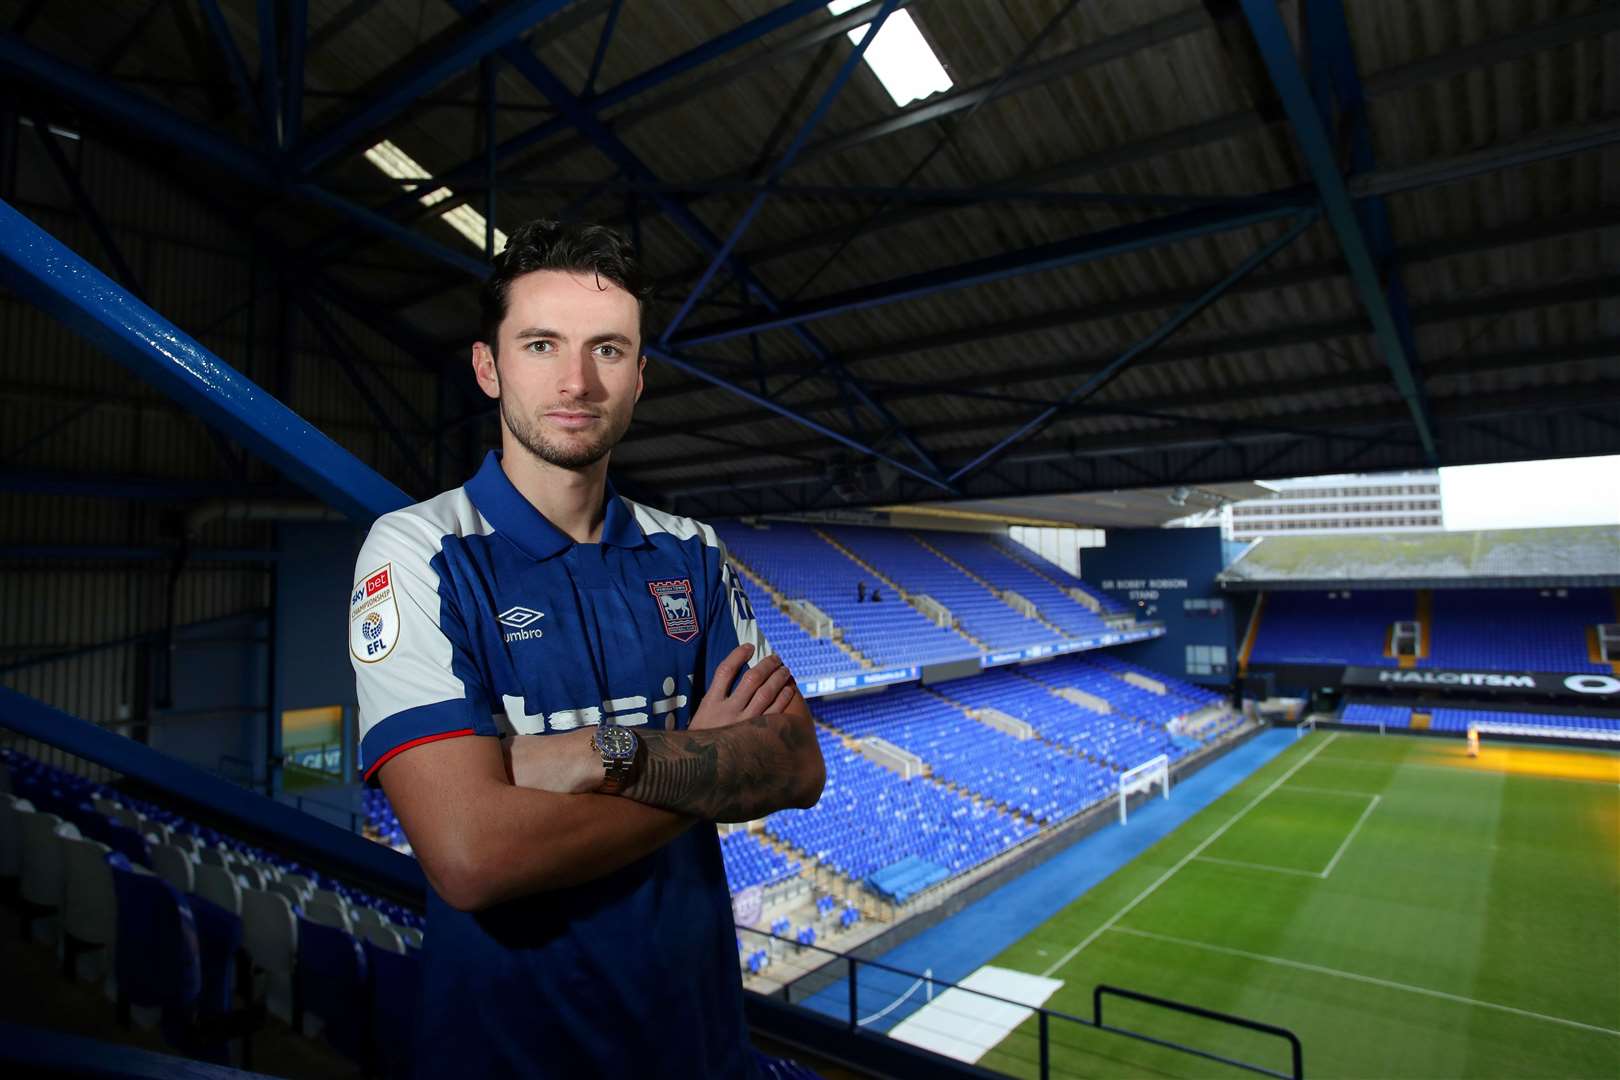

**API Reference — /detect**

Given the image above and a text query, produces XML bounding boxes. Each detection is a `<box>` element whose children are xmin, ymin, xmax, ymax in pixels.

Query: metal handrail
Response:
<box><xmin>752</xmin><ymin>928</ymin><xmax>1306</xmax><ymax>1079</ymax></box>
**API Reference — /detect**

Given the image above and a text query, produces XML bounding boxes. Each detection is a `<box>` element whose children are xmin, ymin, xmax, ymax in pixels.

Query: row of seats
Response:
<box><xmin>713</xmin><ymin>521</ymin><xmax>981</xmax><ymax>669</ymax></box>
<box><xmin>763</xmin><ymin>729</ymin><xmax>1039</xmax><ymax>885</ymax></box>
<box><xmin>989</xmin><ymin>536</ymin><xmax>1128</xmax><ymax>614</ymax></box>
<box><xmin>814</xmin><ymin>688</ymin><xmax>1114</xmax><ymax>823</ymax></box>
<box><xmin>1338</xmin><ymin>703</ymin><xmax>1411</xmax><ymax>729</ymax></box>
<box><xmin>3</xmin><ymin>750</ymin><xmax>424</xmax><ymax>1075</ymax></box>
<box><xmin>1428</xmin><ymin>707</ymin><xmax>1620</xmax><ymax>735</ymax></box>
<box><xmin>733</xmin><ymin>574</ymin><xmax>861</xmax><ymax>683</ymax></box>
<box><xmin>924</xmin><ymin>532</ymin><xmax>1113</xmax><ymax>638</ymax></box>
<box><xmin>1250</xmin><ymin>588</ymin><xmax>1614</xmax><ymax>672</ymax></box>
<box><xmin>823</xmin><ymin>526</ymin><xmax>1060</xmax><ymax>653</ymax></box>
<box><xmin>719</xmin><ymin>830</ymin><xmax>801</xmax><ymax>895</ymax></box>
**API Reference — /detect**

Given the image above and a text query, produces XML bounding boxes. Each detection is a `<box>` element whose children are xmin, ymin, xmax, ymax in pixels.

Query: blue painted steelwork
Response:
<box><xmin>670</xmin><ymin>194</ymin><xmax>1313</xmax><ymax>348</ymax></box>
<box><xmin>947</xmin><ymin>213</ymin><xmax>1318</xmax><ymax>483</ymax></box>
<box><xmin>0</xmin><ymin>685</ymin><xmax>423</xmax><ymax>897</ymax></box>
<box><xmin>0</xmin><ymin>199</ymin><xmax>408</xmax><ymax>522</ymax></box>
<box><xmin>198</xmin><ymin>0</ymin><xmax>264</xmax><ymax>139</ymax></box>
<box><xmin>283</xmin><ymin>0</ymin><xmax>308</xmax><ymax>150</ymax></box>
<box><xmin>644</xmin><ymin>345</ymin><xmax>950</xmax><ymax>491</ymax></box>
<box><xmin>1240</xmin><ymin>0</ymin><xmax>1438</xmax><ymax>461</ymax></box>
<box><xmin>583</xmin><ymin>0</ymin><xmax>625</xmax><ymax>98</ymax></box>
<box><xmin>345</xmin><ymin>0</ymin><xmax>835</xmax><ymax>232</ymax></box>
<box><xmin>0</xmin><ymin>33</ymin><xmax>486</xmax><ymax>281</ymax></box>
<box><xmin>444</xmin><ymin>0</ymin><xmax>952</xmax><ymax>487</ymax></box>
<box><xmin>257</xmin><ymin>0</ymin><xmax>282</xmax><ymax>148</ymax></box>
<box><xmin>292</xmin><ymin>0</ymin><xmax>571</xmax><ymax>174</ymax></box>
<box><xmin>662</xmin><ymin>0</ymin><xmax>900</xmax><ymax>341</ymax></box>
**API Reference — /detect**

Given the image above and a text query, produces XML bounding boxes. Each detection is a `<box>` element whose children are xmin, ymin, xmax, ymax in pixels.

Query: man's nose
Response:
<box><xmin>557</xmin><ymin>350</ymin><xmax>597</xmax><ymax>398</ymax></box>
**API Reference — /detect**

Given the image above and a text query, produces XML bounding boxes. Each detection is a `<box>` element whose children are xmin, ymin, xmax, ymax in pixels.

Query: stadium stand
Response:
<box><xmin>719</xmin><ymin>831</ymin><xmax>801</xmax><ymax>895</ymax></box>
<box><xmin>1425</xmin><ymin>589</ymin><xmax>1613</xmax><ymax>673</ymax></box>
<box><xmin>713</xmin><ymin>522</ymin><xmax>981</xmax><ymax>669</ymax></box>
<box><xmin>762</xmin><ymin>728</ymin><xmax>1040</xmax><ymax>886</ymax></box>
<box><xmin>1428</xmin><ymin>707</ymin><xmax>1620</xmax><ymax>738</ymax></box>
<box><xmin>732</xmin><ymin>575</ymin><xmax>860</xmax><ymax>683</ymax></box>
<box><xmin>1248</xmin><ymin>589</ymin><xmax>1414</xmax><ymax>666</ymax></box>
<box><xmin>822</xmin><ymin>525</ymin><xmax>1061</xmax><ymax>652</ymax></box>
<box><xmin>909</xmin><ymin>532</ymin><xmax>1113</xmax><ymax>638</ymax></box>
<box><xmin>1338</xmin><ymin>703</ymin><xmax>1412</xmax><ymax>729</ymax></box>
<box><xmin>990</xmin><ymin>537</ymin><xmax>1129</xmax><ymax>614</ymax></box>
<box><xmin>812</xmin><ymin>688</ymin><xmax>1113</xmax><ymax>823</ymax></box>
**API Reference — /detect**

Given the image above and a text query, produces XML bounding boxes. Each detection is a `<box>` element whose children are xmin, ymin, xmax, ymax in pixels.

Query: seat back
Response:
<box><xmin>360</xmin><ymin>920</ymin><xmax>404</xmax><ymax>954</ymax></box>
<box><xmin>150</xmin><ymin>843</ymin><xmax>196</xmax><ymax>894</ymax></box>
<box><xmin>108</xmin><ymin>854</ymin><xmax>202</xmax><ymax>1011</ymax></box>
<box><xmin>281</xmin><ymin>872</ymin><xmax>314</xmax><ymax>899</ymax></box>
<box><xmin>103</xmin><ymin>822</ymin><xmax>152</xmax><ymax>869</ymax></box>
<box><xmin>60</xmin><ymin>834</ymin><xmax>117</xmax><ymax>946</ymax></box>
<box><xmin>187</xmin><ymin>894</ymin><xmax>244</xmax><ymax>1018</ymax></box>
<box><xmin>197</xmin><ymin>846</ymin><xmax>230</xmax><ymax>868</ymax></box>
<box><xmin>365</xmin><ymin>940</ymin><xmax>422</xmax><ymax>1079</ymax></box>
<box><xmin>194</xmin><ymin>863</ymin><xmax>243</xmax><ymax>916</ymax></box>
<box><xmin>20</xmin><ymin>812</ymin><xmax>69</xmax><ymax>907</ymax></box>
<box><xmin>297</xmin><ymin>919</ymin><xmax>368</xmax><ymax>1061</ymax></box>
<box><xmin>0</xmin><ymin>797</ymin><xmax>33</xmax><ymax>877</ymax></box>
<box><xmin>236</xmin><ymin>864</ymin><xmax>267</xmax><ymax>892</ymax></box>
<box><xmin>265</xmin><ymin>880</ymin><xmax>303</xmax><ymax>908</ymax></box>
<box><xmin>240</xmin><ymin>887</ymin><xmax>298</xmax><ymax>1023</ymax></box>
<box><xmin>304</xmin><ymin>896</ymin><xmax>352</xmax><ymax>932</ymax></box>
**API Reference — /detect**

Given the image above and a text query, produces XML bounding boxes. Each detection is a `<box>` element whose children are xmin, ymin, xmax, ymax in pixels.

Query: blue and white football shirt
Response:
<box><xmin>350</xmin><ymin>450</ymin><xmax>772</xmax><ymax>1078</ymax></box>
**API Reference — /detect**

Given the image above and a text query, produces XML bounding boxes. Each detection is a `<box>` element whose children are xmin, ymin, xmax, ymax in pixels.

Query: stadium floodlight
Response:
<box><xmin>1118</xmin><ymin>754</ymin><xmax>1169</xmax><ymax>824</ymax></box>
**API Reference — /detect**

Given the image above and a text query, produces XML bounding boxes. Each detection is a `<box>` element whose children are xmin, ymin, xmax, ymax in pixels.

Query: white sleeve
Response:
<box><xmin>349</xmin><ymin>514</ymin><xmax>491</xmax><ymax>783</ymax></box>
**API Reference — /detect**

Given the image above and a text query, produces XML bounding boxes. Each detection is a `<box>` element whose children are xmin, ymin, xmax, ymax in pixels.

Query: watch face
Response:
<box><xmin>598</xmin><ymin>725</ymin><xmax>637</xmax><ymax>762</ymax></box>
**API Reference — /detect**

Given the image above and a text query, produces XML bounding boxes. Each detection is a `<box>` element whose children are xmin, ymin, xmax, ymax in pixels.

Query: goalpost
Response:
<box><xmin>1118</xmin><ymin>754</ymin><xmax>1170</xmax><ymax>824</ymax></box>
<box><xmin>1295</xmin><ymin>716</ymin><xmax>1316</xmax><ymax>740</ymax></box>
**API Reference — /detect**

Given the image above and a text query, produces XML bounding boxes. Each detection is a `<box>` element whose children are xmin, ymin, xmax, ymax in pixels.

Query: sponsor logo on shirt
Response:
<box><xmin>648</xmin><ymin>578</ymin><xmax>699</xmax><ymax>643</ymax></box>
<box><xmin>350</xmin><ymin>563</ymin><xmax>400</xmax><ymax>663</ymax></box>
<box><xmin>498</xmin><ymin>605</ymin><xmax>545</xmax><ymax>643</ymax></box>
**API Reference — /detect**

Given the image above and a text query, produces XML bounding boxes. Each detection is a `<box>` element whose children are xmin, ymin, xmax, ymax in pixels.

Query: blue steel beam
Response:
<box><xmin>669</xmin><ymin>193</ymin><xmax>1313</xmax><ymax>348</ymax></box>
<box><xmin>197</xmin><ymin>0</ymin><xmax>264</xmax><ymax>137</ymax></box>
<box><xmin>662</xmin><ymin>0</ymin><xmax>899</xmax><ymax>340</ymax></box>
<box><xmin>1240</xmin><ymin>0</ymin><xmax>1438</xmax><ymax>462</ymax></box>
<box><xmin>292</xmin><ymin>0</ymin><xmax>571</xmax><ymax>174</ymax></box>
<box><xmin>444</xmin><ymin>0</ymin><xmax>953</xmax><ymax>486</ymax></box>
<box><xmin>0</xmin><ymin>33</ymin><xmax>488</xmax><ymax>281</ymax></box>
<box><xmin>946</xmin><ymin>212</ymin><xmax>1318</xmax><ymax>484</ymax></box>
<box><xmin>257</xmin><ymin>0</ymin><xmax>282</xmax><ymax>147</ymax></box>
<box><xmin>582</xmin><ymin>0</ymin><xmax>624</xmax><ymax>98</ymax></box>
<box><xmin>0</xmin><ymin>198</ymin><xmax>409</xmax><ymax>522</ymax></box>
<box><xmin>283</xmin><ymin>0</ymin><xmax>308</xmax><ymax>149</ymax></box>
<box><xmin>643</xmin><ymin>346</ymin><xmax>952</xmax><ymax>492</ymax></box>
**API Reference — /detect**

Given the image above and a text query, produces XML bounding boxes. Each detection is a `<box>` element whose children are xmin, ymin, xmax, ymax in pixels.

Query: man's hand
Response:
<box><xmin>689</xmin><ymin>644</ymin><xmax>799</xmax><ymax>731</ymax></box>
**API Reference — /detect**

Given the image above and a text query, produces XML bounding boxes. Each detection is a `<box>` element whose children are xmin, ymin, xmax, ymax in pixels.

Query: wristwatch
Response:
<box><xmin>592</xmin><ymin>723</ymin><xmax>642</xmax><ymax>795</ymax></box>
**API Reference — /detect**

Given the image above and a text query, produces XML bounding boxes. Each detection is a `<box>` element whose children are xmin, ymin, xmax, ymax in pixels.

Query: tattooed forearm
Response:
<box><xmin>622</xmin><ymin>715</ymin><xmax>825</xmax><ymax>822</ymax></box>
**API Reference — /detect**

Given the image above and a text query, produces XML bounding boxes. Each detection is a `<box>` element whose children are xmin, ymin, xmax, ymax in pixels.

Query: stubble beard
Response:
<box><xmin>500</xmin><ymin>392</ymin><xmax>633</xmax><ymax>471</ymax></box>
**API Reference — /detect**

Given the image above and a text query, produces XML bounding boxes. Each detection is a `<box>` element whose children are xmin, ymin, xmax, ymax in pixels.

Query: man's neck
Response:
<box><xmin>499</xmin><ymin>440</ymin><xmax>610</xmax><ymax>544</ymax></box>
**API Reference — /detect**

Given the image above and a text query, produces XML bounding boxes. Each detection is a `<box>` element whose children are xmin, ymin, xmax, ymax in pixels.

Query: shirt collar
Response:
<box><xmin>465</xmin><ymin>450</ymin><xmax>645</xmax><ymax>561</ymax></box>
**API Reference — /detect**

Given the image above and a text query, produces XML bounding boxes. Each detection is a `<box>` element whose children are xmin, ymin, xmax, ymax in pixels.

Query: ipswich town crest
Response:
<box><xmin>648</xmin><ymin>578</ymin><xmax>700</xmax><ymax>643</ymax></box>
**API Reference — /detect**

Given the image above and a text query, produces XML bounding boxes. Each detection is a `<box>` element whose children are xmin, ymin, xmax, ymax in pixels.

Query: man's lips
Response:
<box><xmin>545</xmin><ymin>410</ymin><xmax>601</xmax><ymax>430</ymax></box>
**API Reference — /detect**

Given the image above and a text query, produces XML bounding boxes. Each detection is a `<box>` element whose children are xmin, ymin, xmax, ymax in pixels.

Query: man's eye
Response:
<box><xmin>595</xmin><ymin>345</ymin><xmax>622</xmax><ymax>359</ymax></box>
<box><xmin>525</xmin><ymin>340</ymin><xmax>554</xmax><ymax>353</ymax></box>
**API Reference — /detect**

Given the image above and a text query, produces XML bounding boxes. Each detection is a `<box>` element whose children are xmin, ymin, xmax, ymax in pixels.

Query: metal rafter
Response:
<box><xmin>439</xmin><ymin>0</ymin><xmax>953</xmax><ymax>487</ymax></box>
<box><xmin>944</xmin><ymin>213</ymin><xmax>1317</xmax><ymax>483</ymax></box>
<box><xmin>291</xmin><ymin>0</ymin><xmax>572</xmax><ymax>174</ymax></box>
<box><xmin>662</xmin><ymin>0</ymin><xmax>899</xmax><ymax>340</ymax></box>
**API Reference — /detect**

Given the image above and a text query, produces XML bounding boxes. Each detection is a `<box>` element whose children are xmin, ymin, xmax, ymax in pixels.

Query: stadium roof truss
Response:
<box><xmin>1</xmin><ymin>1</ymin><xmax>1617</xmax><ymax>520</ymax></box>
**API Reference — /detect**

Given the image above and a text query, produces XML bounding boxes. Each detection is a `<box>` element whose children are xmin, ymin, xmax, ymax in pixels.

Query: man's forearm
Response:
<box><xmin>622</xmin><ymin>712</ymin><xmax>825</xmax><ymax>822</ymax></box>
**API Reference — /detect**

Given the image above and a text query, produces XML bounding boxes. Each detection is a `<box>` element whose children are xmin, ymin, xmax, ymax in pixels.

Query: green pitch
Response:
<box><xmin>979</xmin><ymin>732</ymin><xmax>1620</xmax><ymax>1079</ymax></box>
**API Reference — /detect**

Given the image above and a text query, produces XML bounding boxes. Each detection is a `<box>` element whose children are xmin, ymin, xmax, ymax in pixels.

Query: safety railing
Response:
<box><xmin>750</xmin><ymin>928</ymin><xmax>1305</xmax><ymax>1079</ymax></box>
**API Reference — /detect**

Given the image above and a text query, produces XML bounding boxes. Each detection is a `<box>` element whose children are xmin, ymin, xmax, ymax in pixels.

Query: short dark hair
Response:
<box><xmin>478</xmin><ymin>219</ymin><xmax>647</xmax><ymax>351</ymax></box>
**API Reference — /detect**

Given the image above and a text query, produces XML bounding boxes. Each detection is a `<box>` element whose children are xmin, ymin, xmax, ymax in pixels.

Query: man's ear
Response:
<box><xmin>635</xmin><ymin>354</ymin><xmax>646</xmax><ymax>403</ymax></box>
<box><xmin>472</xmin><ymin>341</ymin><xmax>500</xmax><ymax>399</ymax></box>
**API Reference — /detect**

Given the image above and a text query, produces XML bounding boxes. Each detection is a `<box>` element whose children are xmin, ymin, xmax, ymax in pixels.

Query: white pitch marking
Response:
<box><xmin>1317</xmin><ymin>793</ymin><xmax>1380</xmax><ymax>878</ymax></box>
<box><xmin>1039</xmin><ymin>733</ymin><xmax>1341</xmax><ymax>978</ymax></box>
<box><xmin>1108</xmin><ymin>926</ymin><xmax>1620</xmax><ymax>1039</ymax></box>
<box><xmin>1193</xmin><ymin>855</ymin><xmax>1324</xmax><ymax>878</ymax></box>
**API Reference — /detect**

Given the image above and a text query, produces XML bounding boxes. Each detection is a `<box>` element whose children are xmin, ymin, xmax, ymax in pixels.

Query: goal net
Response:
<box><xmin>1118</xmin><ymin>754</ymin><xmax>1170</xmax><ymax>825</ymax></box>
<box><xmin>1295</xmin><ymin>716</ymin><xmax>1316</xmax><ymax>740</ymax></box>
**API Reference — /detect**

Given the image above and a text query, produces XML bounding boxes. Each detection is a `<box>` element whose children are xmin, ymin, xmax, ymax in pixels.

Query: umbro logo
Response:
<box><xmin>498</xmin><ymin>606</ymin><xmax>544</xmax><ymax>629</ymax></box>
<box><xmin>498</xmin><ymin>605</ymin><xmax>545</xmax><ymax>642</ymax></box>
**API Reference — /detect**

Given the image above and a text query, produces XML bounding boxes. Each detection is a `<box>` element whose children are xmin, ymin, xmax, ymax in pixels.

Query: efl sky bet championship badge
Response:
<box><xmin>648</xmin><ymin>578</ymin><xmax>699</xmax><ymax>642</ymax></box>
<box><xmin>350</xmin><ymin>564</ymin><xmax>401</xmax><ymax>664</ymax></box>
